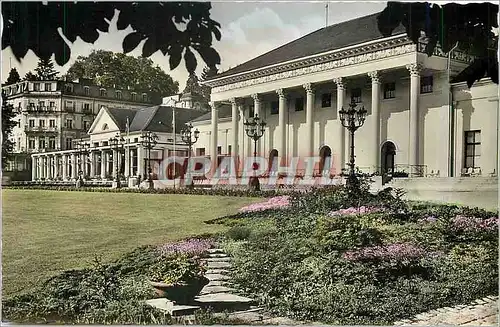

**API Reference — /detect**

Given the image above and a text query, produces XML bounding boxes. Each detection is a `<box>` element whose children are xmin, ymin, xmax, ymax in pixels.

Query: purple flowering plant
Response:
<box><xmin>343</xmin><ymin>242</ymin><xmax>440</xmax><ymax>264</ymax></box>
<box><xmin>328</xmin><ymin>206</ymin><xmax>385</xmax><ymax>217</ymax></box>
<box><xmin>156</xmin><ymin>238</ymin><xmax>214</xmax><ymax>258</ymax></box>
<box><xmin>451</xmin><ymin>215</ymin><xmax>499</xmax><ymax>232</ymax></box>
<box><xmin>239</xmin><ymin>195</ymin><xmax>291</xmax><ymax>213</ymax></box>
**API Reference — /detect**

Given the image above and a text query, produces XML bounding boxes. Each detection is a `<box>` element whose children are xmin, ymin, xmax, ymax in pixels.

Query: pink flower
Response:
<box><xmin>157</xmin><ymin>238</ymin><xmax>214</xmax><ymax>257</ymax></box>
<box><xmin>451</xmin><ymin>215</ymin><xmax>499</xmax><ymax>232</ymax></box>
<box><xmin>328</xmin><ymin>206</ymin><xmax>384</xmax><ymax>217</ymax></box>
<box><xmin>239</xmin><ymin>196</ymin><xmax>291</xmax><ymax>213</ymax></box>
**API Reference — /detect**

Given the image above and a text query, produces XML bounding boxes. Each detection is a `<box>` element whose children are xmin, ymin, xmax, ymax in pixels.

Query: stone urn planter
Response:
<box><xmin>149</xmin><ymin>277</ymin><xmax>209</xmax><ymax>304</ymax></box>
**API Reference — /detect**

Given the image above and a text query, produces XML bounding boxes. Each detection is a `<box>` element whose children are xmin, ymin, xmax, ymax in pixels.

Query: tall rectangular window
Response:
<box><xmin>29</xmin><ymin>119</ymin><xmax>35</xmax><ymax>127</ymax></box>
<box><xmin>270</xmin><ymin>101</ymin><xmax>279</xmax><ymax>115</ymax></box>
<box><xmin>383</xmin><ymin>82</ymin><xmax>396</xmax><ymax>99</ymax></box>
<box><xmin>464</xmin><ymin>130</ymin><xmax>481</xmax><ymax>168</ymax></box>
<box><xmin>131</xmin><ymin>93</ymin><xmax>137</xmax><ymax>101</ymax></box>
<box><xmin>44</xmin><ymin>83</ymin><xmax>52</xmax><ymax>91</ymax></box>
<box><xmin>49</xmin><ymin>101</ymin><xmax>56</xmax><ymax>110</ymax></box>
<box><xmin>66</xmin><ymin>119</ymin><xmax>73</xmax><ymax>129</ymax></box>
<box><xmin>142</xmin><ymin>93</ymin><xmax>148</xmax><ymax>102</ymax></box>
<box><xmin>34</xmin><ymin>83</ymin><xmax>40</xmax><ymax>91</ymax></box>
<box><xmin>295</xmin><ymin>97</ymin><xmax>304</xmax><ymax>111</ymax></box>
<box><xmin>217</xmin><ymin>146</ymin><xmax>222</xmax><ymax>155</ymax></box>
<box><xmin>321</xmin><ymin>93</ymin><xmax>332</xmax><ymax>108</ymax></box>
<box><xmin>228</xmin><ymin>145</ymin><xmax>232</xmax><ymax>155</ymax></box>
<box><xmin>116</xmin><ymin>91</ymin><xmax>122</xmax><ymax>99</ymax></box>
<box><xmin>48</xmin><ymin>137</ymin><xmax>56</xmax><ymax>149</ymax></box>
<box><xmin>39</xmin><ymin>120</ymin><xmax>45</xmax><ymax>127</ymax></box>
<box><xmin>84</xmin><ymin>86</ymin><xmax>90</xmax><ymax>96</ymax></box>
<box><xmin>39</xmin><ymin>138</ymin><xmax>46</xmax><ymax>149</ymax></box>
<box><xmin>83</xmin><ymin>121</ymin><xmax>90</xmax><ymax>131</ymax></box>
<box><xmin>100</xmin><ymin>89</ymin><xmax>106</xmax><ymax>97</ymax></box>
<box><xmin>421</xmin><ymin>76</ymin><xmax>433</xmax><ymax>94</ymax></box>
<box><xmin>49</xmin><ymin>119</ymin><xmax>56</xmax><ymax>127</ymax></box>
<box><xmin>66</xmin><ymin>138</ymin><xmax>73</xmax><ymax>150</ymax></box>
<box><xmin>351</xmin><ymin>88</ymin><xmax>362</xmax><ymax>103</ymax></box>
<box><xmin>65</xmin><ymin>84</ymin><xmax>74</xmax><ymax>93</ymax></box>
<box><xmin>28</xmin><ymin>137</ymin><xmax>35</xmax><ymax>149</ymax></box>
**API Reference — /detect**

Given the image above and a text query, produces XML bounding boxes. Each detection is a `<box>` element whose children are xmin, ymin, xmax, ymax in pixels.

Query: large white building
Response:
<box><xmin>194</xmin><ymin>12</ymin><xmax>498</xmax><ymax>179</ymax></box>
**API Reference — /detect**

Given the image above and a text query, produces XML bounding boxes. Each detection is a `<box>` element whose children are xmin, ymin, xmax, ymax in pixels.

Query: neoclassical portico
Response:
<box><xmin>200</xmin><ymin>12</ymin><xmax>476</xmax><ymax>178</ymax></box>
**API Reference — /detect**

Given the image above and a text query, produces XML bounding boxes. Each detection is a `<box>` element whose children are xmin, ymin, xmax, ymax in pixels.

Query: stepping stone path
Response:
<box><xmin>394</xmin><ymin>296</ymin><xmax>498</xmax><ymax>326</ymax></box>
<box><xmin>146</xmin><ymin>246</ymin><xmax>305</xmax><ymax>324</ymax></box>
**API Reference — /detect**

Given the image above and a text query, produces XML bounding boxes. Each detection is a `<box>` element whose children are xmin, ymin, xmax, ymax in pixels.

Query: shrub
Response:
<box><xmin>226</xmin><ymin>226</ymin><xmax>252</xmax><ymax>241</ymax></box>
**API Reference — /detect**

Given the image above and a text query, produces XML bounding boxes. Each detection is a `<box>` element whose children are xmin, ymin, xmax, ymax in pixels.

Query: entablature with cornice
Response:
<box><xmin>206</xmin><ymin>35</ymin><xmax>475</xmax><ymax>95</ymax></box>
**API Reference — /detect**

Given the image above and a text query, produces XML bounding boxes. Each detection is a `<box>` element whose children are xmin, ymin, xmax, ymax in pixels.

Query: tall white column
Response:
<box><xmin>368</xmin><ymin>71</ymin><xmax>381</xmax><ymax>174</ymax></box>
<box><xmin>100</xmin><ymin>150</ymin><xmax>106</xmax><ymax>179</ymax></box>
<box><xmin>333</xmin><ymin>77</ymin><xmax>346</xmax><ymax>175</ymax></box>
<box><xmin>238</xmin><ymin>104</ymin><xmax>246</xmax><ymax>170</ymax></box>
<box><xmin>210</xmin><ymin>102</ymin><xmax>218</xmax><ymax>173</ymax></box>
<box><xmin>71</xmin><ymin>153</ymin><xmax>77</xmax><ymax>179</ymax></box>
<box><xmin>36</xmin><ymin>157</ymin><xmax>41</xmax><ymax>180</ymax></box>
<box><xmin>230</xmin><ymin>98</ymin><xmax>239</xmax><ymax>175</ymax></box>
<box><xmin>89</xmin><ymin>151</ymin><xmax>95</xmax><ymax>177</ymax></box>
<box><xmin>406</xmin><ymin>63</ymin><xmax>422</xmax><ymax>175</ymax></box>
<box><xmin>303</xmin><ymin>83</ymin><xmax>315</xmax><ymax>156</ymax></box>
<box><xmin>276</xmin><ymin>88</ymin><xmax>287</xmax><ymax>168</ymax></box>
<box><xmin>251</xmin><ymin>94</ymin><xmax>261</xmax><ymax>155</ymax></box>
<box><xmin>124</xmin><ymin>147</ymin><xmax>130</xmax><ymax>178</ymax></box>
<box><xmin>32</xmin><ymin>157</ymin><xmax>37</xmax><ymax>180</ymax></box>
<box><xmin>62</xmin><ymin>155</ymin><xmax>68</xmax><ymax>180</ymax></box>
<box><xmin>137</xmin><ymin>147</ymin><xmax>144</xmax><ymax>178</ymax></box>
<box><xmin>112</xmin><ymin>149</ymin><xmax>118</xmax><ymax>178</ymax></box>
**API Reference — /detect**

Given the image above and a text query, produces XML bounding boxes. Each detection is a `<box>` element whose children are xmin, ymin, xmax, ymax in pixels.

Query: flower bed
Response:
<box><xmin>219</xmin><ymin>186</ymin><xmax>499</xmax><ymax>325</ymax></box>
<box><xmin>238</xmin><ymin>195</ymin><xmax>291</xmax><ymax>213</ymax></box>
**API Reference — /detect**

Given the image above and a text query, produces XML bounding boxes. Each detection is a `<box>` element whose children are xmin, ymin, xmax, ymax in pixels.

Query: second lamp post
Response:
<box><xmin>244</xmin><ymin>114</ymin><xmax>266</xmax><ymax>191</ymax></box>
<box><xmin>339</xmin><ymin>98</ymin><xmax>367</xmax><ymax>191</ymax></box>
<box><xmin>140</xmin><ymin>131</ymin><xmax>158</xmax><ymax>189</ymax></box>
<box><xmin>109</xmin><ymin>134</ymin><xmax>125</xmax><ymax>188</ymax></box>
<box><xmin>181</xmin><ymin>123</ymin><xmax>200</xmax><ymax>187</ymax></box>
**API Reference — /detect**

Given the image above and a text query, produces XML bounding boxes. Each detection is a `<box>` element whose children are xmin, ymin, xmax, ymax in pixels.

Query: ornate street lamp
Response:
<box><xmin>244</xmin><ymin>114</ymin><xmax>266</xmax><ymax>191</ymax></box>
<box><xmin>74</xmin><ymin>139</ymin><xmax>90</xmax><ymax>187</ymax></box>
<box><xmin>109</xmin><ymin>133</ymin><xmax>125</xmax><ymax>188</ymax></box>
<box><xmin>181</xmin><ymin>122</ymin><xmax>200</xmax><ymax>187</ymax></box>
<box><xmin>339</xmin><ymin>98</ymin><xmax>367</xmax><ymax>191</ymax></box>
<box><xmin>140</xmin><ymin>131</ymin><xmax>158</xmax><ymax>189</ymax></box>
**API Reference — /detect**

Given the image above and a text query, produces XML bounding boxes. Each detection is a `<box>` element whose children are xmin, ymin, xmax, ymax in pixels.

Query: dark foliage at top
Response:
<box><xmin>1</xmin><ymin>2</ymin><xmax>221</xmax><ymax>74</ymax></box>
<box><xmin>378</xmin><ymin>2</ymin><xmax>498</xmax><ymax>87</ymax></box>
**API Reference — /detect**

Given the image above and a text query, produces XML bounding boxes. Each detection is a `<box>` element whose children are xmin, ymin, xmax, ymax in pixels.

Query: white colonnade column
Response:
<box><xmin>333</xmin><ymin>77</ymin><xmax>346</xmax><ymax>175</ymax></box>
<box><xmin>406</xmin><ymin>63</ymin><xmax>422</xmax><ymax>176</ymax></box>
<box><xmin>368</xmin><ymin>71</ymin><xmax>381</xmax><ymax>174</ymax></box>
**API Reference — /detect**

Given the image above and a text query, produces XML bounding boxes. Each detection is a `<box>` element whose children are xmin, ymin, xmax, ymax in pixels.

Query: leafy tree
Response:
<box><xmin>2</xmin><ymin>91</ymin><xmax>17</xmax><ymax>169</ymax></box>
<box><xmin>64</xmin><ymin>51</ymin><xmax>179</xmax><ymax>96</ymax></box>
<box><xmin>2</xmin><ymin>2</ymin><xmax>221</xmax><ymax>74</ymax></box>
<box><xmin>200</xmin><ymin>66</ymin><xmax>218</xmax><ymax>98</ymax></box>
<box><xmin>34</xmin><ymin>57</ymin><xmax>58</xmax><ymax>80</ymax></box>
<box><xmin>378</xmin><ymin>2</ymin><xmax>498</xmax><ymax>87</ymax></box>
<box><xmin>5</xmin><ymin>68</ymin><xmax>21</xmax><ymax>85</ymax></box>
<box><xmin>23</xmin><ymin>71</ymin><xmax>38</xmax><ymax>81</ymax></box>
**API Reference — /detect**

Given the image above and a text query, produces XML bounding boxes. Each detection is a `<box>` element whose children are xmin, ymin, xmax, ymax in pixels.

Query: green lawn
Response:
<box><xmin>1</xmin><ymin>189</ymin><xmax>258</xmax><ymax>296</ymax></box>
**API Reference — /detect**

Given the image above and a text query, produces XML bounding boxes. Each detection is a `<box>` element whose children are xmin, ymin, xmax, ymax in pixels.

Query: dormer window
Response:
<box><xmin>142</xmin><ymin>93</ymin><xmax>148</xmax><ymax>102</ymax></box>
<box><xmin>131</xmin><ymin>93</ymin><xmax>137</xmax><ymax>101</ymax></box>
<box><xmin>100</xmin><ymin>88</ymin><xmax>106</xmax><ymax>97</ymax></box>
<box><xmin>116</xmin><ymin>91</ymin><xmax>122</xmax><ymax>99</ymax></box>
<box><xmin>84</xmin><ymin>86</ymin><xmax>90</xmax><ymax>96</ymax></box>
<box><xmin>65</xmin><ymin>83</ymin><xmax>73</xmax><ymax>93</ymax></box>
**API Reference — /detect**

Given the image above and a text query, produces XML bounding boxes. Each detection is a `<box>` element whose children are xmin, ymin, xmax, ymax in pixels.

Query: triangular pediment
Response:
<box><xmin>88</xmin><ymin>107</ymin><xmax>121</xmax><ymax>135</ymax></box>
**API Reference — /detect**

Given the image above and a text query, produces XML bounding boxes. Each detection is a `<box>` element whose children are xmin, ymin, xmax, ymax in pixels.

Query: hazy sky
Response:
<box><xmin>1</xmin><ymin>1</ymin><xmax>388</xmax><ymax>91</ymax></box>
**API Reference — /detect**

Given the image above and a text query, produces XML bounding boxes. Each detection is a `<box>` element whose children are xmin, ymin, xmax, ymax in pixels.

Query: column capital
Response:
<box><xmin>368</xmin><ymin>71</ymin><xmax>381</xmax><ymax>84</ymax></box>
<box><xmin>303</xmin><ymin>83</ymin><xmax>314</xmax><ymax>94</ymax></box>
<box><xmin>276</xmin><ymin>88</ymin><xmax>287</xmax><ymax>98</ymax></box>
<box><xmin>333</xmin><ymin>77</ymin><xmax>345</xmax><ymax>89</ymax></box>
<box><xmin>229</xmin><ymin>97</ymin><xmax>241</xmax><ymax>106</ymax></box>
<box><xmin>209</xmin><ymin>101</ymin><xmax>219</xmax><ymax>110</ymax></box>
<box><xmin>406</xmin><ymin>63</ymin><xmax>423</xmax><ymax>76</ymax></box>
<box><xmin>251</xmin><ymin>93</ymin><xmax>261</xmax><ymax>103</ymax></box>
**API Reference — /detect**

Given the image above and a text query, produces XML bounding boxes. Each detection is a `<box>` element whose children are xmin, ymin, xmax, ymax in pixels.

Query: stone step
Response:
<box><xmin>206</xmin><ymin>257</ymin><xmax>231</xmax><ymax>262</ymax></box>
<box><xmin>205</xmin><ymin>273</ymin><xmax>231</xmax><ymax>281</ymax></box>
<box><xmin>206</xmin><ymin>261</ymin><xmax>232</xmax><ymax>269</ymax></box>
<box><xmin>208</xmin><ymin>248</ymin><xmax>225</xmax><ymax>254</ymax></box>
<box><xmin>208</xmin><ymin>253</ymin><xmax>229</xmax><ymax>258</ymax></box>
<box><xmin>194</xmin><ymin>293</ymin><xmax>254</xmax><ymax>312</ymax></box>
<box><xmin>200</xmin><ymin>285</ymin><xmax>235</xmax><ymax>295</ymax></box>
<box><xmin>205</xmin><ymin>268</ymin><xmax>229</xmax><ymax>275</ymax></box>
<box><xmin>206</xmin><ymin>280</ymin><xmax>230</xmax><ymax>287</ymax></box>
<box><xmin>145</xmin><ymin>298</ymin><xmax>200</xmax><ymax>317</ymax></box>
<box><xmin>213</xmin><ymin>307</ymin><xmax>264</xmax><ymax>323</ymax></box>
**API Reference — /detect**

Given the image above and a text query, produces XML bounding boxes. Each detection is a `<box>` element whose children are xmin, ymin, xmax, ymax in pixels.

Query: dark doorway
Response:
<box><xmin>381</xmin><ymin>141</ymin><xmax>396</xmax><ymax>174</ymax></box>
<box><xmin>319</xmin><ymin>146</ymin><xmax>332</xmax><ymax>174</ymax></box>
<box><xmin>268</xmin><ymin>149</ymin><xmax>278</xmax><ymax>174</ymax></box>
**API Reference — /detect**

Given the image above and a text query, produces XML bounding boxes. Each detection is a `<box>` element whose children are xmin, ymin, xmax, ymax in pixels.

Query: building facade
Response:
<box><xmin>195</xmin><ymin>12</ymin><xmax>498</xmax><ymax>179</ymax></box>
<box><xmin>2</xmin><ymin>78</ymin><xmax>162</xmax><ymax>176</ymax></box>
<box><xmin>29</xmin><ymin>105</ymin><xmax>205</xmax><ymax>183</ymax></box>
